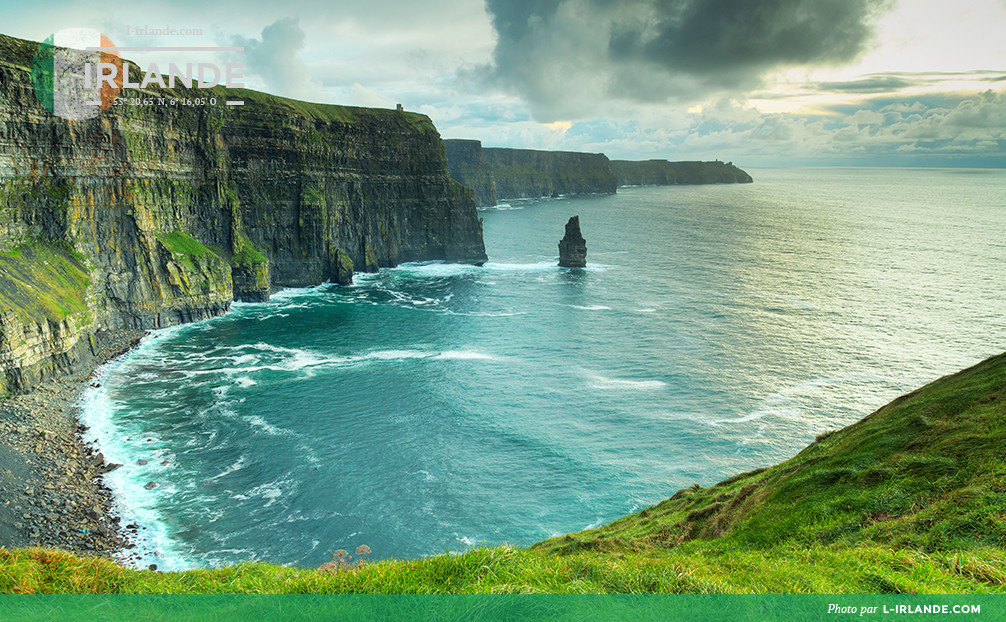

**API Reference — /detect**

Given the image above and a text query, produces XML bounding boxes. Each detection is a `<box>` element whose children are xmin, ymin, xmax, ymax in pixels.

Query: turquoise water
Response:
<box><xmin>81</xmin><ymin>167</ymin><xmax>1006</xmax><ymax>570</ymax></box>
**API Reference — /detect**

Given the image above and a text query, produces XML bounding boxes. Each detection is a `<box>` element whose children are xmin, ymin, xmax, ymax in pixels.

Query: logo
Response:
<box><xmin>31</xmin><ymin>28</ymin><xmax>123</xmax><ymax>121</ymax></box>
<box><xmin>30</xmin><ymin>27</ymin><xmax>246</xmax><ymax>120</ymax></box>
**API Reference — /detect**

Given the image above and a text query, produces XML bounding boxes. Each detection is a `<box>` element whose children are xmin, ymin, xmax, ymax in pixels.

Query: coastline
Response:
<box><xmin>0</xmin><ymin>329</ymin><xmax>145</xmax><ymax>559</ymax></box>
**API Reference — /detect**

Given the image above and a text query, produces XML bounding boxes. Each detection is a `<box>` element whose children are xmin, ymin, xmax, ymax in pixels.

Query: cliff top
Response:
<box><xmin>0</xmin><ymin>32</ymin><xmax>436</xmax><ymax>133</ymax></box>
<box><xmin>4</xmin><ymin>352</ymin><xmax>1005</xmax><ymax>593</ymax></box>
<box><xmin>482</xmin><ymin>146</ymin><xmax>609</xmax><ymax>158</ymax></box>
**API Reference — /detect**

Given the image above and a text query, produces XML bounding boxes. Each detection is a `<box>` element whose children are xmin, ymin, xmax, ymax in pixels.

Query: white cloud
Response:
<box><xmin>235</xmin><ymin>17</ymin><xmax>325</xmax><ymax>102</ymax></box>
<box><xmin>345</xmin><ymin>84</ymin><xmax>396</xmax><ymax>109</ymax></box>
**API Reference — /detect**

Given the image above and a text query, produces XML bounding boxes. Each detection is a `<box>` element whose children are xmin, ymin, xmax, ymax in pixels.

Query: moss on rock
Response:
<box><xmin>231</xmin><ymin>236</ymin><xmax>270</xmax><ymax>302</ymax></box>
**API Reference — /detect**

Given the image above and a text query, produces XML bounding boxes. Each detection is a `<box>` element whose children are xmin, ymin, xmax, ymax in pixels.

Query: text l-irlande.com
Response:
<box><xmin>828</xmin><ymin>603</ymin><xmax>982</xmax><ymax>616</ymax></box>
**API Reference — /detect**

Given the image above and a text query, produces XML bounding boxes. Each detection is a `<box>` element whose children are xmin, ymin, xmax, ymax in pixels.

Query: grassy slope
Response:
<box><xmin>2</xmin><ymin>353</ymin><xmax>1005</xmax><ymax>593</ymax></box>
<box><xmin>0</xmin><ymin>245</ymin><xmax>91</xmax><ymax>324</ymax></box>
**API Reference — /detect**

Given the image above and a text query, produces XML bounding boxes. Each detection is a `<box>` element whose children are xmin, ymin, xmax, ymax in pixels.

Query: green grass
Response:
<box><xmin>156</xmin><ymin>230</ymin><xmax>225</xmax><ymax>273</ymax></box>
<box><xmin>215</xmin><ymin>88</ymin><xmax>436</xmax><ymax>134</ymax></box>
<box><xmin>2</xmin><ymin>353</ymin><xmax>1005</xmax><ymax>593</ymax></box>
<box><xmin>231</xmin><ymin>241</ymin><xmax>267</xmax><ymax>267</ymax></box>
<box><xmin>154</xmin><ymin>231</ymin><xmax>231</xmax><ymax>296</ymax></box>
<box><xmin>0</xmin><ymin>245</ymin><xmax>91</xmax><ymax>324</ymax></box>
<box><xmin>228</xmin><ymin>231</ymin><xmax>267</xmax><ymax>268</ymax></box>
<box><xmin>156</xmin><ymin>231</ymin><xmax>219</xmax><ymax>262</ymax></box>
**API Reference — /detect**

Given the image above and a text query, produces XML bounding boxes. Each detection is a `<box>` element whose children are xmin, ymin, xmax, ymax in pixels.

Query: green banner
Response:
<box><xmin>0</xmin><ymin>595</ymin><xmax>1000</xmax><ymax>622</ymax></box>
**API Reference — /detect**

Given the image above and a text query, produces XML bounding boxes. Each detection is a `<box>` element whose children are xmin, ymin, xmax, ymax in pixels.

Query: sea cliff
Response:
<box><xmin>0</xmin><ymin>33</ymin><xmax>486</xmax><ymax>393</ymax></box>
<box><xmin>482</xmin><ymin>147</ymin><xmax>617</xmax><ymax>201</ymax></box>
<box><xmin>442</xmin><ymin>139</ymin><xmax>497</xmax><ymax>208</ymax></box>
<box><xmin>444</xmin><ymin>139</ymin><xmax>752</xmax><ymax>207</ymax></box>
<box><xmin>612</xmin><ymin>159</ymin><xmax>753</xmax><ymax>185</ymax></box>
<box><xmin>444</xmin><ymin>139</ymin><xmax>616</xmax><ymax>206</ymax></box>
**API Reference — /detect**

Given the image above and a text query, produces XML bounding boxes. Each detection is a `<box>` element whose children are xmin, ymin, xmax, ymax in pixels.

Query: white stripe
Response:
<box><xmin>53</xmin><ymin>27</ymin><xmax>102</xmax><ymax>51</ymax></box>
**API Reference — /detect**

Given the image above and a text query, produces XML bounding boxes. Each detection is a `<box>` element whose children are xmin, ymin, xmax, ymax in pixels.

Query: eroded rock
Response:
<box><xmin>558</xmin><ymin>216</ymin><xmax>587</xmax><ymax>268</ymax></box>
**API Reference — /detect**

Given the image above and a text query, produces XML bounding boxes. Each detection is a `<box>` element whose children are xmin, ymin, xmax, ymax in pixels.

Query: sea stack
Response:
<box><xmin>558</xmin><ymin>216</ymin><xmax>587</xmax><ymax>268</ymax></box>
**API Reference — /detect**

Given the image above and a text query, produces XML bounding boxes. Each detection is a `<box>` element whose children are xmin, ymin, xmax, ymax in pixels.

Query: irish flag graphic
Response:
<box><xmin>31</xmin><ymin>28</ymin><xmax>122</xmax><ymax>121</ymax></box>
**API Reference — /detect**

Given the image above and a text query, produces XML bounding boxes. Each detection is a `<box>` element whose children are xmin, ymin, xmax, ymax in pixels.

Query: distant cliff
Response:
<box><xmin>445</xmin><ymin>140</ymin><xmax>751</xmax><ymax>206</ymax></box>
<box><xmin>444</xmin><ymin>140</ymin><xmax>616</xmax><ymax>206</ymax></box>
<box><xmin>443</xmin><ymin>140</ymin><xmax>497</xmax><ymax>207</ymax></box>
<box><xmin>612</xmin><ymin>160</ymin><xmax>753</xmax><ymax>185</ymax></box>
<box><xmin>0</xmin><ymin>33</ymin><xmax>486</xmax><ymax>393</ymax></box>
<box><xmin>483</xmin><ymin>148</ymin><xmax>617</xmax><ymax>201</ymax></box>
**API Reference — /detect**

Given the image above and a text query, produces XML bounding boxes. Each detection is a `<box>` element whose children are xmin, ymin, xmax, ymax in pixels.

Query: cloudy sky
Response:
<box><xmin>6</xmin><ymin>0</ymin><xmax>1006</xmax><ymax>166</ymax></box>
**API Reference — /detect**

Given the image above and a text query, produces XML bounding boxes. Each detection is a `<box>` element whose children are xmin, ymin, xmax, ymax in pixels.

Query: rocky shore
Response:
<box><xmin>0</xmin><ymin>329</ymin><xmax>145</xmax><ymax>558</ymax></box>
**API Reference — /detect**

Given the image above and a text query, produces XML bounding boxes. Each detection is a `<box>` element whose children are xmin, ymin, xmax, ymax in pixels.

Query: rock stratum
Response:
<box><xmin>444</xmin><ymin>139</ymin><xmax>752</xmax><ymax>207</ymax></box>
<box><xmin>0</xmin><ymin>33</ymin><xmax>486</xmax><ymax>394</ymax></box>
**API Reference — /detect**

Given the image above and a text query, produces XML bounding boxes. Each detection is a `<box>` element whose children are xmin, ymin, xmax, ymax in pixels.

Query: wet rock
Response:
<box><xmin>144</xmin><ymin>481</ymin><xmax>158</xmax><ymax>490</ymax></box>
<box><xmin>558</xmin><ymin>216</ymin><xmax>587</xmax><ymax>268</ymax></box>
<box><xmin>330</xmin><ymin>248</ymin><xmax>355</xmax><ymax>286</ymax></box>
<box><xmin>0</xmin><ymin>330</ymin><xmax>148</xmax><ymax>558</ymax></box>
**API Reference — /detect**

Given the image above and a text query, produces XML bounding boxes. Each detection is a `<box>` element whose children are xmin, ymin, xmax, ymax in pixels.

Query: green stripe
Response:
<box><xmin>30</xmin><ymin>34</ymin><xmax>56</xmax><ymax>113</ymax></box>
<box><xmin>0</xmin><ymin>595</ymin><xmax>1000</xmax><ymax>622</ymax></box>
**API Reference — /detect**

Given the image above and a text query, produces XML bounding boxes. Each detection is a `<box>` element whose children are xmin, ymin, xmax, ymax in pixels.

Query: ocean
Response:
<box><xmin>79</xmin><ymin>167</ymin><xmax>1006</xmax><ymax>571</ymax></box>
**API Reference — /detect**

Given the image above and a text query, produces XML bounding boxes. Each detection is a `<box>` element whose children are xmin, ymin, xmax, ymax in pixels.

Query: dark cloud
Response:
<box><xmin>611</xmin><ymin>0</ymin><xmax>888</xmax><ymax>75</ymax></box>
<box><xmin>481</xmin><ymin>0</ymin><xmax>893</xmax><ymax>120</ymax></box>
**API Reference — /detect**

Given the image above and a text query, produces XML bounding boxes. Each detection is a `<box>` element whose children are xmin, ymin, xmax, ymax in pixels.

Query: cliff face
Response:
<box><xmin>443</xmin><ymin>139</ymin><xmax>497</xmax><ymax>208</ymax></box>
<box><xmin>444</xmin><ymin>140</ymin><xmax>617</xmax><ymax>206</ymax></box>
<box><xmin>483</xmin><ymin>148</ymin><xmax>617</xmax><ymax>201</ymax></box>
<box><xmin>0</xmin><ymin>33</ymin><xmax>486</xmax><ymax>393</ymax></box>
<box><xmin>444</xmin><ymin>141</ymin><xmax>751</xmax><ymax>207</ymax></box>
<box><xmin>612</xmin><ymin>160</ymin><xmax>753</xmax><ymax>186</ymax></box>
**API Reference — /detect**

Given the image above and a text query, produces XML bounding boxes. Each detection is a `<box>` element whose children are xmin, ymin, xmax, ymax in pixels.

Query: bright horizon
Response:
<box><xmin>4</xmin><ymin>0</ymin><xmax>1005</xmax><ymax>167</ymax></box>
